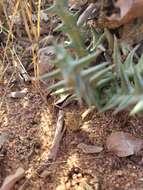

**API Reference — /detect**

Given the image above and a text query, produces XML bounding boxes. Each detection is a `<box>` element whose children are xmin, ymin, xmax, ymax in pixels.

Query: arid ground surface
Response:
<box><xmin>1</xmin><ymin>81</ymin><xmax>143</xmax><ymax>190</ymax></box>
<box><xmin>1</xmin><ymin>0</ymin><xmax>143</xmax><ymax>189</ymax></box>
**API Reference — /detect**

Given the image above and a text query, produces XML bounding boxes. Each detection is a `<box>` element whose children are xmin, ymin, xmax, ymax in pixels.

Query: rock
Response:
<box><xmin>0</xmin><ymin>133</ymin><xmax>8</xmax><ymax>148</ymax></box>
<box><xmin>77</xmin><ymin>143</ymin><xmax>103</xmax><ymax>154</ymax></box>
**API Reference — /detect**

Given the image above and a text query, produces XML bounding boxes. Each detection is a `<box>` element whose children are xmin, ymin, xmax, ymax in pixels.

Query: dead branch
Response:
<box><xmin>47</xmin><ymin>110</ymin><xmax>66</xmax><ymax>161</ymax></box>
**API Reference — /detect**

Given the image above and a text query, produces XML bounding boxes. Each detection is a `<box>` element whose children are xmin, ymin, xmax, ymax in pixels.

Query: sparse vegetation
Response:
<box><xmin>1</xmin><ymin>1</ymin><xmax>143</xmax><ymax>190</ymax></box>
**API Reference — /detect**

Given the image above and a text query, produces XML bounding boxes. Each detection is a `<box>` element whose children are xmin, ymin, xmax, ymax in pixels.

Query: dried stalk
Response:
<box><xmin>47</xmin><ymin>110</ymin><xmax>66</xmax><ymax>161</ymax></box>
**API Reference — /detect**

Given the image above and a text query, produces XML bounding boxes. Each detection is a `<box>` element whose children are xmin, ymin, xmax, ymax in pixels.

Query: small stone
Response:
<box><xmin>0</xmin><ymin>132</ymin><xmax>8</xmax><ymax>148</ymax></box>
<box><xmin>86</xmin><ymin>169</ymin><xmax>92</xmax><ymax>174</ymax></box>
<box><xmin>94</xmin><ymin>183</ymin><xmax>99</xmax><ymax>190</ymax></box>
<box><xmin>56</xmin><ymin>184</ymin><xmax>66</xmax><ymax>190</ymax></box>
<box><xmin>116</xmin><ymin>170</ymin><xmax>123</xmax><ymax>176</ymax></box>
<box><xmin>130</xmin><ymin>173</ymin><xmax>137</xmax><ymax>177</ymax></box>
<box><xmin>77</xmin><ymin>143</ymin><xmax>103</xmax><ymax>154</ymax></box>
<box><xmin>90</xmin><ymin>176</ymin><xmax>99</xmax><ymax>183</ymax></box>
<box><xmin>139</xmin><ymin>178</ymin><xmax>143</xmax><ymax>181</ymax></box>
<box><xmin>115</xmin><ymin>183</ymin><xmax>120</xmax><ymax>187</ymax></box>
<box><xmin>71</xmin><ymin>180</ymin><xmax>77</xmax><ymax>186</ymax></box>
<box><xmin>66</xmin><ymin>181</ymin><xmax>71</xmax><ymax>189</ymax></box>
<box><xmin>76</xmin><ymin>186</ymin><xmax>83</xmax><ymax>190</ymax></box>
<box><xmin>80</xmin><ymin>180</ymin><xmax>93</xmax><ymax>190</ymax></box>
<box><xmin>40</xmin><ymin>170</ymin><xmax>51</xmax><ymax>178</ymax></box>
<box><xmin>8</xmin><ymin>88</ymin><xmax>28</xmax><ymax>98</ymax></box>
<box><xmin>125</xmin><ymin>182</ymin><xmax>131</xmax><ymax>188</ymax></box>
<box><xmin>72</xmin><ymin>174</ymin><xmax>78</xmax><ymax>180</ymax></box>
<box><xmin>77</xmin><ymin>173</ymin><xmax>82</xmax><ymax>178</ymax></box>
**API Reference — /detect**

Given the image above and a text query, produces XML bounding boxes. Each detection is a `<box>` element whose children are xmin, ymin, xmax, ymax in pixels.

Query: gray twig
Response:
<box><xmin>47</xmin><ymin>110</ymin><xmax>66</xmax><ymax>161</ymax></box>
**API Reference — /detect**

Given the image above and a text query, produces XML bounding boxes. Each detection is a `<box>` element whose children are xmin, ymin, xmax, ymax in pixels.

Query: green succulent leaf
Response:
<box><xmin>44</xmin><ymin>1</ymin><xmax>143</xmax><ymax>115</ymax></box>
<box><xmin>130</xmin><ymin>100</ymin><xmax>143</xmax><ymax>115</ymax></box>
<box><xmin>46</xmin><ymin>0</ymin><xmax>87</xmax><ymax>57</ymax></box>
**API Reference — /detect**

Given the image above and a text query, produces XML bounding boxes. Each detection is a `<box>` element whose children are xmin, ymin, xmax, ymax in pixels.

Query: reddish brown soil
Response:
<box><xmin>1</xmin><ymin>81</ymin><xmax>143</xmax><ymax>190</ymax></box>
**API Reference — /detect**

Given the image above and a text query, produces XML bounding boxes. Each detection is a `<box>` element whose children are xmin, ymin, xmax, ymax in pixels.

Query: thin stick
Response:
<box><xmin>47</xmin><ymin>110</ymin><xmax>66</xmax><ymax>161</ymax></box>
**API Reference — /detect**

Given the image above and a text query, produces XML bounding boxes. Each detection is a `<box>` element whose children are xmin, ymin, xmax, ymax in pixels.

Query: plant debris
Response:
<box><xmin>106</xmin><ymin>131</ymin><xmax>143</xmax><ymax>157</ymax></box>
<box><xmin>47</xmin><ymin>110</ymin><xmax>66</xmax><ymax>161</ymax></box>
<box><xmin>7</xmin><ymin>88</ymin><xmax>28</xmax><ymax>98</ymax></box>
<box><xmin>81</xmin><ymin>106</ymin><xmax>95</xmax><ymax>121</ymax></box>
<box><xmin>108</xmin><ymin>0</ymin><xmax>143</xmax><ymax>25</ymax></box>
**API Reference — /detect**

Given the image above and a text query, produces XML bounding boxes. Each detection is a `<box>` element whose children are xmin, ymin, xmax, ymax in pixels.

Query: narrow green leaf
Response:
<box><xmin>113</xmin><ymin>36</ymin><xmax>122</xmax><ymax>75</ymax></box>
<box><xmin>120</xmin><ymin>65</ymin><xmax>132</xmax><ymax>94</ymax></box>
<box><xmin>104</xmin><ymin>28</ymin><xmax>114</xmax><ymax>50</ymax></box>
<box><xmin>82</xmin><ymin>62</ymin><xmax>109</xmax><ymax>78</ymax></box>
<box><xmin>51</xmin><ymin>87</ymin><xmax>73</xmax><ymax>95</ymax></box>
<box><xmin>134</xmin><ymin>67</ymin><xmax>143</xmax><ymax>94</ymax></box>
<box><xmin>90</xmin><ymin>33</ymin><xmax>105</xmax><ymax>51</ymax></box>
<box><xmin>38</xmin><ymin>69</ymin><xmax>61</xmax><ymax>80</ymax></box>
<box><xmin>130</xmin><ymin>100</ymin><xmax>143</xmax><ymax>115</ymax></box>
<box><xmin>114</xmin><ymin>95</ymin><xmax>132</xmax><ymax>114</ymax></box>
<box><xmin>102</xmin><ymin>95</ymin><xmax>121</xmax><ymax>111</ymax></box>
<box><xmin>48</xmin><ymin>80</ymin><xmax>66</xmax><ymax>90</ymax></box>
<box><xmin>75</xmin><ymin>50</ymin><xmax>102</xmax><ymax>68</ymax></box>
<box><xmin>124</xmin><ymin>45</ymin><xmax>139</xmax><ymax>71</ymax></box>
<box><xmin>90</xmin><ymin>65</ymin><xmax>113</xmax><ymax>84</ymax></box>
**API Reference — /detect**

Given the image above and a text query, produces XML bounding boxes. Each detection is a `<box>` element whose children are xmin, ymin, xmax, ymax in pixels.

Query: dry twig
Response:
<box><xmin>47</xmin><ymin>110</ymin><xmax>66</xmax><ymax>161</ymax></box>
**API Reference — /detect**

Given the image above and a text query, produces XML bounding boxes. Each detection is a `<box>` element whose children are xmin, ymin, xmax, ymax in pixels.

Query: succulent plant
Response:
<box><xmin>43</xmin><ymin>0</ymin><xmax>143</xmax><ymax>115</ymax></box>
<box><xmin>46</xmin><ymin>0</ymin><xmax>87</xmax><ymax>57</ymax></box>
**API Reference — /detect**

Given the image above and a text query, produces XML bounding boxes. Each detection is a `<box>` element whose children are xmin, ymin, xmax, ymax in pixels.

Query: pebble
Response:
<box><xmin>40</xmin><ymin>170</ymin><xmax>51</xmax><ymax>178</ymax></box>
<box><xmin>116</xmin><ymin>170</ymin><xmax>124</xmax><ymax>176</ymax></box>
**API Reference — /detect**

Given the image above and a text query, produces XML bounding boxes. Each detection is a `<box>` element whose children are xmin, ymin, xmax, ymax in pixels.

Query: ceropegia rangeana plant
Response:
<box><xmin>42</xmin><ymin>0</ymin><xmax>143</xmax><ymax>115</ymax></box>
